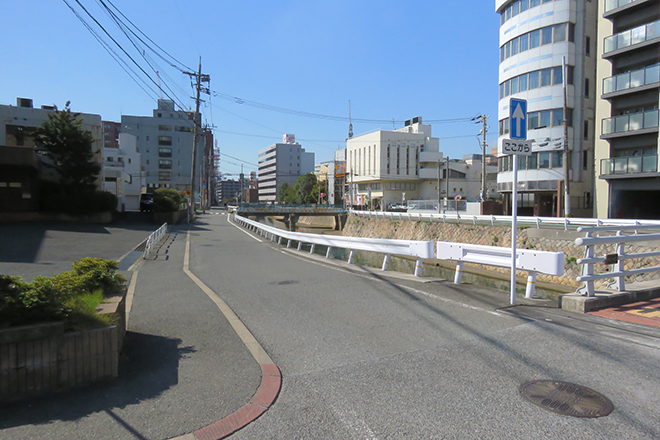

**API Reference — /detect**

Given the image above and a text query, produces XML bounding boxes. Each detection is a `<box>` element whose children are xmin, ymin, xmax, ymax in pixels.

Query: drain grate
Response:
<box><xmin>519</xmin><ymin>380</ymin><xmax>613</xmax><ymax>418</ymax></box>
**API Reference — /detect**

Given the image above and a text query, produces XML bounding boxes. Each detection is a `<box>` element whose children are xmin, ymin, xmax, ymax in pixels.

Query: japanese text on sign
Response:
<box><xmin>502</xmin><ymin>139</ymin><xmax>532</xmax><ymax>156</ymax></box>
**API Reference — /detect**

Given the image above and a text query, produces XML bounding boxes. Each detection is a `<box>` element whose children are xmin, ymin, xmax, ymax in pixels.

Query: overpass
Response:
<box><xmin>236</xmin><ymin>203</ymin><xmax>347</xmax><ymax>231</ymax></box>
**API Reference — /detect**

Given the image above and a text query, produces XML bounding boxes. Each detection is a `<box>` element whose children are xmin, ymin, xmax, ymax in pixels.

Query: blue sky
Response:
<box><xmin>2</xmin><ymin>0</ymin><xmax>501</xmax><ymax>177</ymax></box>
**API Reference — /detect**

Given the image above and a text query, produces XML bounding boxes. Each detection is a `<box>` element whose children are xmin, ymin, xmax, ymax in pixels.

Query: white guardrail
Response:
<box><xmin>143</xmin><ymin>222</ymin><xmax>168</xmax><ymax>258</ymax></box>
<box><xmin>233</xmin><ymin>214</ymin><xmax>433</xmax><ymax>276</ymax></box>
<box><xmin>437</xmin><ymin>242</ymin><xmax>564</xmax><ymax>299</ymax></box>
<box><xmin>575</xmin><ymin>225</ymin><xmax>660</xmax><ymax>297</ymax></box>
<box><xmin>353</xmin><ymin>210</ymin><xmax>660</xmax><ymax>230</ymax></box>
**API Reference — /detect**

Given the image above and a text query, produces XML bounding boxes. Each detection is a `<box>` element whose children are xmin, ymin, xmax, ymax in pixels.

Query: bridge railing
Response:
<box><xmin>437</xmin><ymin>242</ymin><xmax>564</xmax><ymax>298</ymax></box>
<box><xmin>233</xmin><ymin>214</ymin><xmax>433</xmax><ymax>276</ymax></box>
<box><xmin>352</xmin><ymin>210</ymin><xmax>660</xmax><ymax>230</ymax></box>
<box><xmin>143</xmin><ymin>222</ymin><xmax>168</xmax><ymax>258</ymax></box>
<box><xmin>575</xmin><ymin>225</ymin><xmax>660</xmax><ymax>296</ymax></box>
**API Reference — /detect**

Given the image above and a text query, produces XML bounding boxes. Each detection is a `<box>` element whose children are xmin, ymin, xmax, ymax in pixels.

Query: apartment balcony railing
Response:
<box><xmin>603</xmin><ymin>63</ymin><xmax>660</xmax><ymax>95</ymax></box>
<box><xmin>601</xmin><ymin>109</ymin><xmax>659</xmax><ymax>136</ymax></box>
<box><xmin>600</xmin><ymin>155</ymin><xmax>658</xmax><ymax>176</ymax></box>
<box><xmin>603</xmin><ymin>20</ymin><xmax>660</xmax><ymax>54</ymax></box>
<box><xmin>604</xmin><ymin>0</ymin><xmax>642</xmax><ymax>14</ymax></box>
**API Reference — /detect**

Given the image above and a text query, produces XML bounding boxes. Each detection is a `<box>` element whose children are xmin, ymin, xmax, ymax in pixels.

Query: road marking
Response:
<box><xmin>332</xmin><ymin>404</ymin><xmax>379</xmax><ymax>439</ymax></box>
<box><xmin>227</xmin><ymin>215</ymin><xmax>263</xmax><ymax>242</ymax></box>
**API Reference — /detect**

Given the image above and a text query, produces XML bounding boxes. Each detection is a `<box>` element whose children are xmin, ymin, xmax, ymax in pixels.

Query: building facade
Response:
<box><xmin>496</xmin><ymin>0</ymin><xmax>597</xmax><ymax>217</ymax></box>
<box><xmin>102</xmin><ymin>133</ymin><xmax>143</xmax><ymax>211</ymax></box>
<box><xmin>257</xmin><ymin>134</ymin><xmax>315</xmax><ymax>202</ymax></box>
<box><xmin>594</xmin><ymin>0</ymin><xmax>660</xmax><ymax>218</ymax></box>
<box><xmin>121</xmin><ymin>99</ymin><xmax>207</xmax><ymax>198</ymax></box>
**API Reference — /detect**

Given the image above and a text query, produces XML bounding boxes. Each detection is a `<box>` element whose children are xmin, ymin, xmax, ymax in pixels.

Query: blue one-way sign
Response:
<box><xmin>510</xmin><ymin>98</ymin><xmax>527</xmax><ymax>140</ymax></box>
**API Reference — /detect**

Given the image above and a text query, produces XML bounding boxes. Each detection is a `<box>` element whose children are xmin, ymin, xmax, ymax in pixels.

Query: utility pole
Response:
<box><xmin>185</xmin><ymin>57</ymin><xmax>210</xmax><ymax>218</ymax></box>
<box><xmin>437</xmin><ymin>159</ymin><xmax>441</xmax><ymax>213</ymax></box>
<box><xmin>446</xmin><ymin>157</ymin><xmax>450</xmax><ymax>213</ymax></box>
<box><xmin>562</xmin><ymin>56</ymin><xmax>571</xmax><ymax>217</ymax></box>
<box><xmin>472</xmin><ymin>115</ymin><xmax>489</xmax><ymax>203</ymax></box>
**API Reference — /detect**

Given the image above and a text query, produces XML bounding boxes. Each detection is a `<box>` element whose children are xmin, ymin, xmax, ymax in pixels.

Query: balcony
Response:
<box><xmin>603</xmin><ymin>20</ymin><xmax>660</xmax><ymax>56</ymax></box>
<box><xmin>603</xmin><ymin>63</ymin><xmax>660</xmax><ymax>97</ymax></box>
<box><xmin>604</xmin><ymin>0</ymin><xmax>649</xmax><ymax>15</ymax></box>
<box><xmin>601</xmin><ymin>109</ymin><xmax>659</xmax><ymax>137</ymax></box>
<box><xmin>600</xmin><ymin>155</ymin><xmax>658</xmax><ymax>177</ymax></box>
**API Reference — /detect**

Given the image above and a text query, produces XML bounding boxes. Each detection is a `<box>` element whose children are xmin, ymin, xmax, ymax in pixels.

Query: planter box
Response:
<box><xmin>0</xmin><ymin>289</ymin><xmax>126</xmax><ymax>402</ymax></box>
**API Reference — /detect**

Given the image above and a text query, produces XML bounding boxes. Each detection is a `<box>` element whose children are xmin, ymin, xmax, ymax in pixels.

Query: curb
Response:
<box><xmin>180</xmin><ymin>228</ymin><xmax>281</xmax><ymax>440</ymax></box>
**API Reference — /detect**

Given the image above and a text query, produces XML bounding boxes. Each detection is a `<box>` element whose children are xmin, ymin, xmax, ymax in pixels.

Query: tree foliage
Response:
<box><xmin>34</xmin><ymin>102</ymin><xmax>100</xmax><ymax>191</ymax></box>
<box><xmin>278</xmin><ymin>182</ymin><xmax>297</xmax><ymax>204</ymax></box>
<box><xmin>294</xmin><ymin>173</ymin><xmax>317</xmax><ymax>204</ymax></box>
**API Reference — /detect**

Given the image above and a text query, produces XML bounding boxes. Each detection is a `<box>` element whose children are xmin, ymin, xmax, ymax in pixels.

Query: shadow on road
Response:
<box><xmin>0</xmin><ymin>331</ymin><xmax>195</xmax><ymax>429</ymax></box>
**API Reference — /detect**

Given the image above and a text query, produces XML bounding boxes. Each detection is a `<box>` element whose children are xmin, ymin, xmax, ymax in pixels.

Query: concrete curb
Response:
<box><xmin>559</xmin><ymin>283</ymin><xmax>660</xmax><ymax>313</ymax></box>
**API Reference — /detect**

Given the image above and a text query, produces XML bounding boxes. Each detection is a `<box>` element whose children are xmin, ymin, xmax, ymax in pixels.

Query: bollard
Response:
<box><xmin>454</xmin><ymin>261</ymin><xmax>464</xmax><ymax>284</ymax></box>
<box><xmin>297</xmin><ymin>242</ymin><xmax>302</xmax><ymax>251</ymax></box>
<box><xmin>382</xmin><ymin>254</ymin><xmax>391</xmax><ymax>271</ymax></box>
<box><xmin>310</xmin><ymin>244</ymin><xmax>315</xmax><ymax>254</ymax></box>
<box><xmin>325</xmin><ymin>246</ymin><xmax>333</xmax><ymax>259</ymax></box>
<box><xmin>414</xmin><ymin>258</ymin><xmax>423</xmax><ymax>277</ymax></box>
<box><xmin>348</xmin><ymin>250</ymin><xmax>355</xmax><ymax>264</ymax></box>
<box><xmin>525</xmin><ymin>271</ymin><xmax>536</xmax><ymax>298</ymax></box>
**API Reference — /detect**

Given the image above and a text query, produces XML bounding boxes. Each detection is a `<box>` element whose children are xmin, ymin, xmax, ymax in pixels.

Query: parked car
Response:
<box><xmin>140</xmin><ymin>193</ymin><xmax>154</xmax><ymax>212</ymax></box>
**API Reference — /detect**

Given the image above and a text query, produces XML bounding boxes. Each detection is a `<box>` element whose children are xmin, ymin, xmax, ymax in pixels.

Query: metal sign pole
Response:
<box><xmin>511</xmin><ymin>156</ymin><xmax>518</xmax><ymax>305</ymax></box>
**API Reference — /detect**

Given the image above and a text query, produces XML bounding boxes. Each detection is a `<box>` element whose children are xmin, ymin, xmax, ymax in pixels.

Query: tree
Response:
<box><xmin>294</xmin><ymin>173</ymin><xmax>317</xmax><ymax>204</ymax></box>
<box><xmin>278</xmin><ymin>183</ymin><xmax>297</xmax><ymax>204</ymax></box>
<box><xmin>34</xmin><ymin>102</ymin><xmax>100</xmax><ymax>192</ymax></box>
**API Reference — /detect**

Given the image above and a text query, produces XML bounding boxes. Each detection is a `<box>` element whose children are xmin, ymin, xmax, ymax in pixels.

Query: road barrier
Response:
<box><xmin>575</xmin><ymin>225</ymin><xmax>660</xmax><ymax>296</ymax></box>
<box><xmin>436</xmin><ymin>242</ymin><xmax>564</xmax><ymax>298</ymax></box>
<box><xmin>143</xmin><ymin>222</ymin><xmax>168</xmax><ymax>258</ymax></box>
<box><xmin>353</xmin><ymin>210</ymin><xmax>660</xmax><ymax>230</ymax></box>
<box><xmin>233</xmin><ymin>214</ymin><xmax>433</xmax><ymax>276</ymax></box>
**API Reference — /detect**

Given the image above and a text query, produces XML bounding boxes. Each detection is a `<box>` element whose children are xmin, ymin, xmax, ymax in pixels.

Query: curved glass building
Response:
<box><xmin>496</xmin><ymin>0</ymin><xmax>597</xmax><ymax>217</ymax></box>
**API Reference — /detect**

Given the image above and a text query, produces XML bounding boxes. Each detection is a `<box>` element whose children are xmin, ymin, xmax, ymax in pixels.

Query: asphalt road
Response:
<box><xmin>2</xmin><ymin>212</ymin><xmax>660</xmax><ymax>439</ymax></box>
<box><xmin>190</xmin><ymin>210</ymin><xmax>660</xmax><ymax>439</ymax></box>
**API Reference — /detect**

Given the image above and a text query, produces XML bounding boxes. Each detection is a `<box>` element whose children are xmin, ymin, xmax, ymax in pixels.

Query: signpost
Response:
<box><xmin>503</xmin><ymin>98</ymin><xmax>530</xmax><ymax>305</ymax></box>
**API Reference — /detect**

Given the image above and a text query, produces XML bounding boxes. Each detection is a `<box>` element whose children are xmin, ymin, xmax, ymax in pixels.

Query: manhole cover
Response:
<box><xmin>519</xmin><ymin>380</ymin><xmax>613</xmax><ymax>418</ymax></box>
<box><xmin>268</xmin><ymin>280</ymin><xmax>299</xmax><ymax>286</ymax></box>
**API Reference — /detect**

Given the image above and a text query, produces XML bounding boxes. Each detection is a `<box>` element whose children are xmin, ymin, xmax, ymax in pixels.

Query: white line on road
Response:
<box><xmin>227</xmin><ymin>215</ymin><xmax>263</xmax><ymax>242</ymax></box>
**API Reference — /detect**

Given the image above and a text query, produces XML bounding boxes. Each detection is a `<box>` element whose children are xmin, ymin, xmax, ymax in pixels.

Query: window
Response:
<box><xmin>542</xmin><ymin>27</ymin><xmax>553</xmax><ymax>45</ymax></box>
<box><xmin>529</xmin><ymin>152</ymin><xmax>538</xmax><ymax>169</ymax></box>
<box><xmin>158</xmin><ymin>136</ymin><xmax>172</xmax><ymax>146</ymax></box>
<box><xmin>518</xmin><ymin>155</ymin><xmax>527</xmax><ymax>170</ymax></box>
<box><xmin>552</xmin><ymin>109</ymin><xmax>564</xmax><ymax>127</ymax></box>
<box><xmin>541</xmin><ymin>69</ymin><xmax>552</xmax><ymax>86</ymax></box>
<box><xmin>158</xmin><ymin>125</ymin><xmax>172</xmax><ymax>131</ymax></box>
<box><xmin>159</xmin><ymin>171</ymin><xmax>171</xmax><ymax>181</ymax></box>
<box><xmin>511</xmin><ymin>37</ymin><xmax>519</xmax><ymax>56</ymax></box>
<box><xmin>585</xmin><ymin>78</ymin><xmax>590</xmax><ymax>97</ymax></box>
<box><xmin>552</xmin><ymin>151</ymin><xmax>563</xmax><ymax>168</ymax></box>
<box><xmin>158</xmin><ymin>159</ymin><xmax>172</xmax><ymax>169</ymax></box>
<box><xmin>553</xmin><ymin>23</ymin><xmax>566</xmax><ymax>42</ymax></box>
<box><xmin>511</xmin><ymin>76</ymin><xmax>518</xmax><ymax>94</ymax></box>
<box><xmin>585</xmin><ymin>36</ymin><xmax>591</xmax><ymax>56</ymax></box>
<box><xmin>520</xmin><ymin>0</ymin><xmax>529</xmax><ymax>11</ymax></box>
<box><xmin>540</xmin><ymin>110</ymin><xmax>551</xmax><ymax>128</ymax></box>
<box><xmin>539</xmin><ymin>152</ymin><xmax>550</xmax><ymax>168</ymax></box>
<box><xmin>519</xmin><ymin>73</ymin><xmax>528</xmax><ymax>91</ymax></box>
<box><xmin>553</xmin><ymin>66</ymin><xmax>563</xmax><ymax>85</ymax></box>
<box><xmin>529</xmin><ymin>70</ymin><xmax>540</xmax><ymax>89</ymax></box>
<box><xmin>528</xmin><ymin>112</ymin><xmax>540</xmax><ymax>130</ymax></box>
<box><xmin>512</xmin><ymin>1</ymin><xmax>519</xmax><ymax>16</ymax></box>
<box><xmin>583</xmin><ymin>150</ymin><xmax>588</xmax><ymax>170</ymax></box>
<box><xmin>530</xmin><ymin>29</ymin><xmax>541</xmax><ymax>48</ymax></box>
<box><xmin>583</xmin><ymin>120</ymin><xmax>589</xmax><ymax>141</ymax></box>
<box><xmin>520</xmin><ymin>33</ymin><xmax>528</xmax><ymax>52</ymax></box>
<box><xmin>159</xmin><ymin>147</ymin><xmax>172</xmax><ymax>157</ymax></box>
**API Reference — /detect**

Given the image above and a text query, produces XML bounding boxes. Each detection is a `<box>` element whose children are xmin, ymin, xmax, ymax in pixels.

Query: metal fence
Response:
<box><xmin>143</xmin><ymin>222</ymin><xmax>168</xmax><ymax>258</ymax></box>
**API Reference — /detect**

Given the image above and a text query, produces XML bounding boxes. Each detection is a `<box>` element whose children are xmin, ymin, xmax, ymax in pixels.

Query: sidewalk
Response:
<box><xmin>0</xmin><ymin>224</ymin><xmax>264</xmax><ymax>440</ymax></box>
<box><xmin>589</xmin><ymin>297</ymin><xmax>660</xmax><ymax>328</ymax></box>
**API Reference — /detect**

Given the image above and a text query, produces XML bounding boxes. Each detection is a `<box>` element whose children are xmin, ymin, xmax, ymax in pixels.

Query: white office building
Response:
<box><xmin>102</xmin><ymin>133</ymin><xmax>143</xmax><ymax>211</ymax></box>
<box><xmin>257</xmin><ymin>134</ymin><xmax>315</xmax><ymax>202</ymax></box>
<box><xmin>496</xmin><ymin>0</ymin><xmax>597</xmax><ymax>217</ymax></box>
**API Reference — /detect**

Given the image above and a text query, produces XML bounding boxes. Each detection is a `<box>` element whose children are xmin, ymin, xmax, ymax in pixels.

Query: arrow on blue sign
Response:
<box><xmin>510</xmin><ymin>98</ymin><xmax>527</xmax><ymax>140</ymax></box>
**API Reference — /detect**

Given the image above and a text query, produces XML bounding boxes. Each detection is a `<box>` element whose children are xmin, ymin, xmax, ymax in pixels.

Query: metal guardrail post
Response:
<box><xmin>382</xmin><ymin>254</ymin><xmax>391</xmax><ymax>271</ymax></box>
<box><xmin>414</xmin><ymin>258</ymin><xmax>423</xmax><ymax>277</ymax></box>
<box><xmin>325</xmin><ymin>246</ymin><xmax>333</xmax><ymax>258</ymax></box>
<box><xmin>297</xmin><ymin>242</ymin><xmax>302</xmax><ymax>251</ymax></box>
<box><xmin>310</xmin><ymin>244</ymin><xmax>315</xmax><ymax>254</ymax></box>
<box><xmin>525</xmin><ymin>271</ymin><xmax>537</xmax><ymax>298</ymax></box>
<box><xmin>454</xmin><ymin>261</ymin><xmax>464</xmax><ymax>284</ymax></box>
<box><xmin>348</xmin><ymin>250</ymin><xmax>355</xmax><ymax>264</ymax></box>
<box><xmin>615</xmin><ymin>231</ymin><xmax>625</xmax><ymax>291</ymax></box>
<box><xmin>582</xmin><ymin>232</ymin><xmax>595</xmax><ymax>296</ymax></box>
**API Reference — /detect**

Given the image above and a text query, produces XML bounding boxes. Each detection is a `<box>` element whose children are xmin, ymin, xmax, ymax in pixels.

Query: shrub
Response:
<box><xmin>0</xmin><ymin>258</ymin><xmax>126</xmax><ymax>330</ymax></box>
<box><xmin>153</xmin><ymin>188</ymin><xmax>183</xmax><ymax>212</ymax></box>
<box><xmin>39</xmin><ymin>184</ymin><xmax>117</xmax><ymax>215</ymax></box>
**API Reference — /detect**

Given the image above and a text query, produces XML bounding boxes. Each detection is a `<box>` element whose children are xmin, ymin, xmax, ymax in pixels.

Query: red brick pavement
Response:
<box><xmin>589</xmin><ymin>297</ymin><xmax>660</xmax><ymax>327</ymax></box>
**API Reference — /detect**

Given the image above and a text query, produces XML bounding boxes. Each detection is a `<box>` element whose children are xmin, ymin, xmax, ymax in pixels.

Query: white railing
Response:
<box><xmin>437</xmin><ymin>242</ymin><xmax>564</xmax><ymax>299</ymax></box>
<box><xmin>143</xmin><ymin>222</ymin><xmax>168</xmax><ymax>258</ymax></box>
<box><xmin>233</xmin><ymin>214</ymin><xmax>434</xmax><ymax>276</ymax></box>
<box><xmin>575</xmin><ymin>225</ymin><xmax>660</xmax><ymax>297</ymax></box>
<box><xmin>352</xmin><ymin>210</ymin><xmax>660</xmax><ymax>230</ymax></box>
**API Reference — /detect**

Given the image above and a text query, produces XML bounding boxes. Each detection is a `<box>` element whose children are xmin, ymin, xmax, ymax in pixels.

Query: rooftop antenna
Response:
<box><xmin>348</xmin><ymin>100</ymin><xmax>353</xmax><ymax>139</ymax></box>
<box><xmin>392</xmin><ymin>118</ymin><xmax>396</xmax><ymax>130</ymax></box>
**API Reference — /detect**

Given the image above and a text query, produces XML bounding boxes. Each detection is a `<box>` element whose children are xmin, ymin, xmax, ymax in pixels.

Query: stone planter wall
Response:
<box><xmin>0</xmin><ymin>290</ymin><xmax>126</xmax><ymax>402</ymax></box>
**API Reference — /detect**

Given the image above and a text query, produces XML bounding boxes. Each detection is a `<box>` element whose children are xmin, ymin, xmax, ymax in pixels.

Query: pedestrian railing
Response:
<box><xmin>575</xmin><ymin>225</ymin><xmax>660</xmax><ymax>296</ymax></box>
<box><xmin>143</xmin><ymin>222</ymin><xmax>168</xmax><ymax>258</ymax></box>
<box><xmin>436</xmin><ymin>242</ymin><xmax>564</xmax><ymax>298</ymax></box>
<box><xmin>352</xmin><ymin>210</ymin><xmax>660</xmax><ymax>231</ymax></box>
<box><xmin>233</xmin><ymin>214</ymin><xmax>433</xmax><ymax>276</ymax></box>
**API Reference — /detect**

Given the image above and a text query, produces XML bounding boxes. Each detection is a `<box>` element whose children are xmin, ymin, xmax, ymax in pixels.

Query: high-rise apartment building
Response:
<box><xmin>121</xmin><ymin>99</ymin><xmax>208</xmax><ymax>196</ymax></box>
<box><xmin>594</xmin><ymin>0</ymin><xmax>660</xmax><ymax>218</ymax></box>
<box><xmin>257</xmin><ymin>134</ymin><xmax>315</xmax><ymax>202</ymax></box>
<box><xmin>496</xmin><ymin>0</ymin><xmax>597</xmax><ymax>217</ymax></box>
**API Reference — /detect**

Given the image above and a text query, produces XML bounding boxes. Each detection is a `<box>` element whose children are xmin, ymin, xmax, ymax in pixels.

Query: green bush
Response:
<box><xmin>0</xmin><ymin>258</ymin><xmax>126</xmax><ymax>331</ymax></box>
<box><xmin>153</xmin><ymin>188</ymin><xmax>184</xmax><ymax>212</ymax></box>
